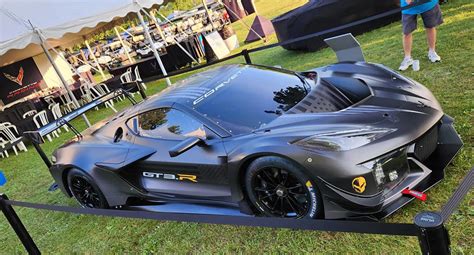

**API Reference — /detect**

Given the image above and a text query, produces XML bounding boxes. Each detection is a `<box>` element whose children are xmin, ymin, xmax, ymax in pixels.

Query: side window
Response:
<box><xmin>134</xmin><ymin>108</ymin><xmax>207</xmax><ymax>139</ymax></box>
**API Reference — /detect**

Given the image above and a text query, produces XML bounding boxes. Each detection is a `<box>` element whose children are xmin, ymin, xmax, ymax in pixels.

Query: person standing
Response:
<box><xmin>399</xmin><ymin>0</ymin><xmax>444</xmax><ymax>71</ymax></box>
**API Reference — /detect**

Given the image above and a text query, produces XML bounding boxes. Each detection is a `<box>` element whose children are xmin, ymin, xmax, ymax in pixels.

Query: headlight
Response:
<box><xmin>293</xmin><ymin>128</ymin><xmax>395</xmax><ymax>151</ymax></box>
<box><xmin>361</xmin><ymin>147</ymin><xmax>409</xmax><ymax>193</ymax></box>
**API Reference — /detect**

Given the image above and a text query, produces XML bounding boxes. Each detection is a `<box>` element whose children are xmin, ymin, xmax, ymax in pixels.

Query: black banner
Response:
<box><xmin>0</xmin><ymin>57</ymin><xmax>43</xmax><ymax>105</ymax></box>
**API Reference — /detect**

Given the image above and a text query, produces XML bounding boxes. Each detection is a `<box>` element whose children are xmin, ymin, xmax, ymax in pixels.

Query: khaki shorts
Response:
<box><xmin>402</xmin><ymin>4</ymin><xmax>444</xmax><ymax>35</ymax></box>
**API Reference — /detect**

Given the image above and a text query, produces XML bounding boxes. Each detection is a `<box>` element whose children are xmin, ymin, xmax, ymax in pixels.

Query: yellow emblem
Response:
<box><xmin>352</xmin><ymin>176</ymin><xmax>366</xmax><ymax>193</ymax></box>
<box><xmin>177</xmin><ymin>174</ymin><xmax>198</xmax><ymax>183</ymax></box>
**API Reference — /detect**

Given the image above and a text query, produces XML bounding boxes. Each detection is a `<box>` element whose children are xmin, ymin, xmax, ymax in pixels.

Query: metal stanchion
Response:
<box><xmin>137</xmin><ymin>81</ymin><xmax>147</xmax><ymax>100</ymax></box>
<box><xmin>242</xmin><ymin>49</ymin><xmax>252</xmax><ymax>64</ymax></box>
<box><xmin>414</xmin><ymin>211</ymin><xmax>451</xmax><ymax>255</ymax></box>
<box><xmin>0</xmin><ymin>194</ymin><xmax>40</xmax><ymax>255</ymax></box>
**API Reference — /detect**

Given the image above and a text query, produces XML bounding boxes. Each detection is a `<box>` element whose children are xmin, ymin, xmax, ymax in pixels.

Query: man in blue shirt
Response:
<box><xmin>399</xmin><ymin>0</ymin><xmax>444</xmax><ymax>71</ymax></box>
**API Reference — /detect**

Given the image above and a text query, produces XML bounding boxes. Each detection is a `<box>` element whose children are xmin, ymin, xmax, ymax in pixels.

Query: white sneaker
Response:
<box><xmin>428</xmin><ymin>51</ymin><xmax>441</xmax><ymax>62</ymax></box>
<box><xmin>399</xmin><ymin>57</ymin><xmax>414</xmax><ymax>71</ymax></box>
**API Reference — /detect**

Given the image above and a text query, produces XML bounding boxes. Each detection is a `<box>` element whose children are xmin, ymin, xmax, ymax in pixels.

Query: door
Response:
<box><xmin>126</xmin><ymin>107</ymin><xmax>231</xmax><ymax>202</ymax></box>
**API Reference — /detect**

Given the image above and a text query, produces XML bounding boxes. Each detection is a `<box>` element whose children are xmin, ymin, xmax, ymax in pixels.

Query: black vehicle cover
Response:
<box><xmin>271</xmin><ymin>0</ymin><xmax>400</xmax><ymax>51</ymax></box>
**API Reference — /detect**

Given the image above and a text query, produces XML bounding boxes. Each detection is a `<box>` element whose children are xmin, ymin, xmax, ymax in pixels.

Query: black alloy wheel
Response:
<box><xmin>67</xmin><ymin>169</ymin><xmax>109</xmax><ymax>209</ymax></box>
<box><xmin>245</xmin><ymin>156</ymin><xmax>321</xmax><ymax>219</ymax></box>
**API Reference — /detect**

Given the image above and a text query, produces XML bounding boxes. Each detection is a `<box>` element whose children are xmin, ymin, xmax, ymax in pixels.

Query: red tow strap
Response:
<box><xmin>402</xmin><ymin>188</ymin><xmax>427</xmax><ymax>201</ymax></box>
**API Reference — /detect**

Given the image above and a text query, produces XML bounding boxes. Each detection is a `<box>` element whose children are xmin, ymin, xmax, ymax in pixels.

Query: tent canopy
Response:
<box><xmin>0</xmin><ymin>0</ymin><xmax>166</xmax><ymax>66</ymax></box>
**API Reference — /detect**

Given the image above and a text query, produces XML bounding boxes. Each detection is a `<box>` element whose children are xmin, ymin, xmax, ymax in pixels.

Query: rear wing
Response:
<box><xmin>324</xmin><ymin>33</ymin><xmax>365</xmax><ymax>62</ymax></box>
<box><xmin>23</xmin><ymin>88</ymin><xmax>137</xmax><ymax>168</ymax></box>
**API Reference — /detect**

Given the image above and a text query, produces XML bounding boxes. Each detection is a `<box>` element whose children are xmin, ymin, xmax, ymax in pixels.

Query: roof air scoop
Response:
<box><xmin>324</xmin><ymin>33</ymin><xmax>365</xmax><ymax>62</ymax></box>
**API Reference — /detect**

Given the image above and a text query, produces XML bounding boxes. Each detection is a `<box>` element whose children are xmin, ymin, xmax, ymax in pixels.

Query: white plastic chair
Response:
<box><xmin>134</xmin><ymin>66</ymin><xmax>147</xmax><ymax>90</ymax></box>
<box><xmin>0</xmin><ymin>123</ymin><xmax>27</xmax><ymax>155</ymax></box>
<box><xmin>33</xmin><ymin>111</ymin><xmax>59</xmax><ymax>142</ymax></box>
<box><xmin>59</xmin><ymin>93</ymin><xmax>77</xmax><ymax>113</ymax></box>
<box><xmin>22</xmin><ymin>110</ymin><xmax>37</xmax><ymax>119</ymax></box>
<box><xmin>0</xmin><ymin>138</ymin><xmax>9</xmax><ymax>158</ymax></box>
<box><xmin>96</xmin><ymin>83</ymin><xmax>123</xmax><ymax>103</ymax></box>
<box><xmin>90</xmin><ymin>86</ymin><xmax>117</xmax><ymax>113</ymax></box>
<box><xmin>51</xmin><ymin>103</ymin><xmax>69</xmax><ymax>133</ymax></box>
<box><xmin>120</xmin><ymin>67</ymin><xmax>133</xmax><ymax>83</ymax></box>
<box><xmin>79</xmin><ymin>84</ymin><xmax>94</xmax><ymax>105</ymax></box>
<box><xmin>94</xmin><ymin>83</ymin><xmax>110</xmax><ymax>95</ymax></box>
<box><xmin>120</xmin><ymin>67</ymin><xmax>138</xmax><ymax>98</ymax></box>
<box><xmin>43</xmin><ymin>96</ymin><xmax>56</xmax><ymax>109</ymax></box>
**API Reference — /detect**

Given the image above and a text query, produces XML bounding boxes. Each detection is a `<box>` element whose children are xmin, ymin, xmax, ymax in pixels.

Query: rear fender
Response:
<box><xmin>52</xmin><ymin>142</ymin><xmax>156</xmax><ymax>205</ymax></box>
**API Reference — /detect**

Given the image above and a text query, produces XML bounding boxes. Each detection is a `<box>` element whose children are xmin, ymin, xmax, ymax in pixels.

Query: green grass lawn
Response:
<box><xmin>1</xmin><ymin>0</ymin><xmax>473</xmax><ymax>253</ymax></box>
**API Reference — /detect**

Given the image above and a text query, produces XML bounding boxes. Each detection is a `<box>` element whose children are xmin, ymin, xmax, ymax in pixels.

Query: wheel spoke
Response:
<box><xmin>261</xmin><ymin>170</ymin><xmax>278</xmax><ymax>186</ymax></box>
<box><xmin>260</xmin><ymin>193</ymin><xmax>276</xmax><ymax>200</ymax></box>
<box><xmin>288</xmin><ymin>195</ymin><xmax>306</xmax><ymax>215</ymax></box>
<box><xmin>280</xmin><ymin>196</ymin><xmax>285</xmax><ymax>216</ymax></box>
<box><xmin>287</xmin><ymin>183</ymin><xmax>302</xmax><ymax>190</ymax></box>
<box><xmin>271</xmin><ymin>197</ymin><xmax>281</xmax><ymax>210</ymax></box>
<box><xmin>254</xmin><ymin>187</ymin><xmax>273</xmax><ymax>193</ymax></box>
<box><xmin>284</xmin><ymin>197</ymin><xmax>298</xmax><ymax>215</ymax></box>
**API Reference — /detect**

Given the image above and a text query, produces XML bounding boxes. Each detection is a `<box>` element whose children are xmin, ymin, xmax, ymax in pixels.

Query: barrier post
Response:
<box><xmin>414</xmin><ymin>211</ymin><xmax>450</xmax><ymax>255</ymax></box>
<box><xmin>242</xmin><ymin>49</ymin><xmax>252</xmax><ymax>64</ymax></box>
<box><xmin>0</xmin><ymin>194</ymin><xmax>40</xmax><ymax>254</ymax></box>
<box><xmin>137</xmin><ymin>81</ymin><xmax>148</xmax><ymax>100</ymax></box>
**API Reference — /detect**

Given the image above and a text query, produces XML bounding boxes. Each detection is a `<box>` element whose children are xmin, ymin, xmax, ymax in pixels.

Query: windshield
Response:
<box><xmin>193</xmin><ymin>65</ymin><xmax>310</xmax><ymax>135</ymax></box>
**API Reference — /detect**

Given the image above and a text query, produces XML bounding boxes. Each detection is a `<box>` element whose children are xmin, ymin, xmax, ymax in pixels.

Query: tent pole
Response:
<box><xmin>36</xmin><ymin>30</ymin><xmax>91</xmax><ymax>127</ymax></box>
<box><xmin>85</xmin><ymin>40</ymin><xmax>106</xmax><ymax>81</ymax></box>
<box><xmin>137</xmin><ymin>10</ymin><xmax>172</xmax><ymax>86</ymax></box>
<box><xmin>202</xmin><ymin>0</ymin><xmax>216</xmax><ymax>31</ymax></box>
<box><xmin>114</xmin><ymin>27</ymin><xmax>134</xmax><ymax>64</ymax></box>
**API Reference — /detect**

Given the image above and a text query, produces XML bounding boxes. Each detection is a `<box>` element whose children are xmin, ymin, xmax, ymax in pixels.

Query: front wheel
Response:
<box><xmin>244</xmin><ymin>156</ymin><xmax>322</xmax><ymax>219</ymax></box>
<box><xmin>67</xmin><ymin>169</ymin><xmax>109</xmax><ymax>209</ymax></box>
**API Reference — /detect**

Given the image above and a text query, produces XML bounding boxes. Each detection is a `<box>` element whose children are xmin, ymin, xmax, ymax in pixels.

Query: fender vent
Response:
<box><xmin>414</xmin><ymin>125</ymin><xmax>439</xmax><ymax>162</ymax></box>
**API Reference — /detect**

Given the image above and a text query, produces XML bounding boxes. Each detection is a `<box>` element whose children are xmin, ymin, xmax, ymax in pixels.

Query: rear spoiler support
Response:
<box><xmin>24</xmin><ymin>88</ymin><xmax>137</xmax><ymax>168</ymax></box>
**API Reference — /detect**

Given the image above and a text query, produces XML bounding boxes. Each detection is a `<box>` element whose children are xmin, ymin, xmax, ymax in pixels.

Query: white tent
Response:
<box><xmin>0</xmin><ymin>0</ymin><xmax>166</xmax><ymax>66</ymax></box>
<box><xmin>0</xmin><ymin>0</ymin><xmax>168</xmax><ymax>126</ymax></box>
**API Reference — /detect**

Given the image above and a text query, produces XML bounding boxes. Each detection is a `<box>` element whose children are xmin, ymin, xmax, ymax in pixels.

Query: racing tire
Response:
<box><xmin>244</xmin><ymin>156</ymin><xmax>322</xmax><ymax>219</ymax></box>
<box><xmin>67</xmin><ymin>169</ymin><xmax>109</xmax><ymax>209</ymax></box>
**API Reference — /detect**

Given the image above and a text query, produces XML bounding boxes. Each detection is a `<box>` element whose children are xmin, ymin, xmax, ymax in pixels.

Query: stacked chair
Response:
<box><xmin>120</xmin><ymin>67</ymin><xmax>148</xmax><ymax>97</ymax></box>
<box><xmin>0</xmin><ymin>138</ymin><xmax>10</xmax><ymax>158</ymax></box>
<box><xmin>50</xmin><ymin>103</ymin><xmax>69</xmax><ymax>133</ymax></box>
<box><xmin>59</xmin><ymin>93</ymin><xmax>78</xmax><ymax>113</ymax></box>
<box><xmin>33</xmin><ymin>110</ymin><xmax>59</xmax><ymax>142</ymax></box>
<box><xmin>0</xmin><ymin>122</ymin><xmax>27</xmax><ymax>156</ymax></box>
<box><xmin>22</xmin><ymin>110</ymin><xmax>38</xmax><ymax>119</ymax></box>
<box><xmin>79</xmin><ymin>83</ymin><xmax>117</xmax><ymax>112</ymax></box>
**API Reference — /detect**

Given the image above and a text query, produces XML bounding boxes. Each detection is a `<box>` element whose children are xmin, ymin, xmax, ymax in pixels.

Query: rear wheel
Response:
<box><xmin>67</xmin><ymin>169</ymin><xmax>109</xmax><ymax>209</ymax></box>
<box><xmin>244</xmin><ymin>156</ymin><xmax>322</xmax><ymax>219</ymax></box>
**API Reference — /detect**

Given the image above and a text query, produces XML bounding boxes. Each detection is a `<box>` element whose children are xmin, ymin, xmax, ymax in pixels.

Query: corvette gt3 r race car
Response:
<box><xmin>32</xmin><ymin>62</ymin><xmax>462</xmax><ymax>220</ymax></box>
<box><xmin>29</xmin><ymin>37</ymin><xmax>462</xmax><ymax>220</ymax></box>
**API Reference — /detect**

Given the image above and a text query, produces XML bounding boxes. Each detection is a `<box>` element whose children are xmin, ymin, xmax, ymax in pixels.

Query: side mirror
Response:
<box><xmin>169</xmin><ymin>136</ymin><xmax>204</xmax><ymax>157</ymax></box>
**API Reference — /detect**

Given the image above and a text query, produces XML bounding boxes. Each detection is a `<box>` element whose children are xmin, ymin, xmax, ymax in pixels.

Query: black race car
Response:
<box><xmin>37</xmin><ymin>62</ymin><xmax>462</xmax><ymax>220</ymax></box>
<box><xmin>30</xmin><ymin>38</ymin><xmax>462</xmax><ymax>220</ymax></box>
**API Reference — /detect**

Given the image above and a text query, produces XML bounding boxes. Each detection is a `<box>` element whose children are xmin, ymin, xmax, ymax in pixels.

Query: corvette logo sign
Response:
<box><xmin>0</xmin><ymin>58</ymin><xmax>44</xmax><ymax>104</ymax></box>
<box><xmin>3</xmin><ymin>67</ymin><xmax>24</xmax><ymax>86</ymax></box>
